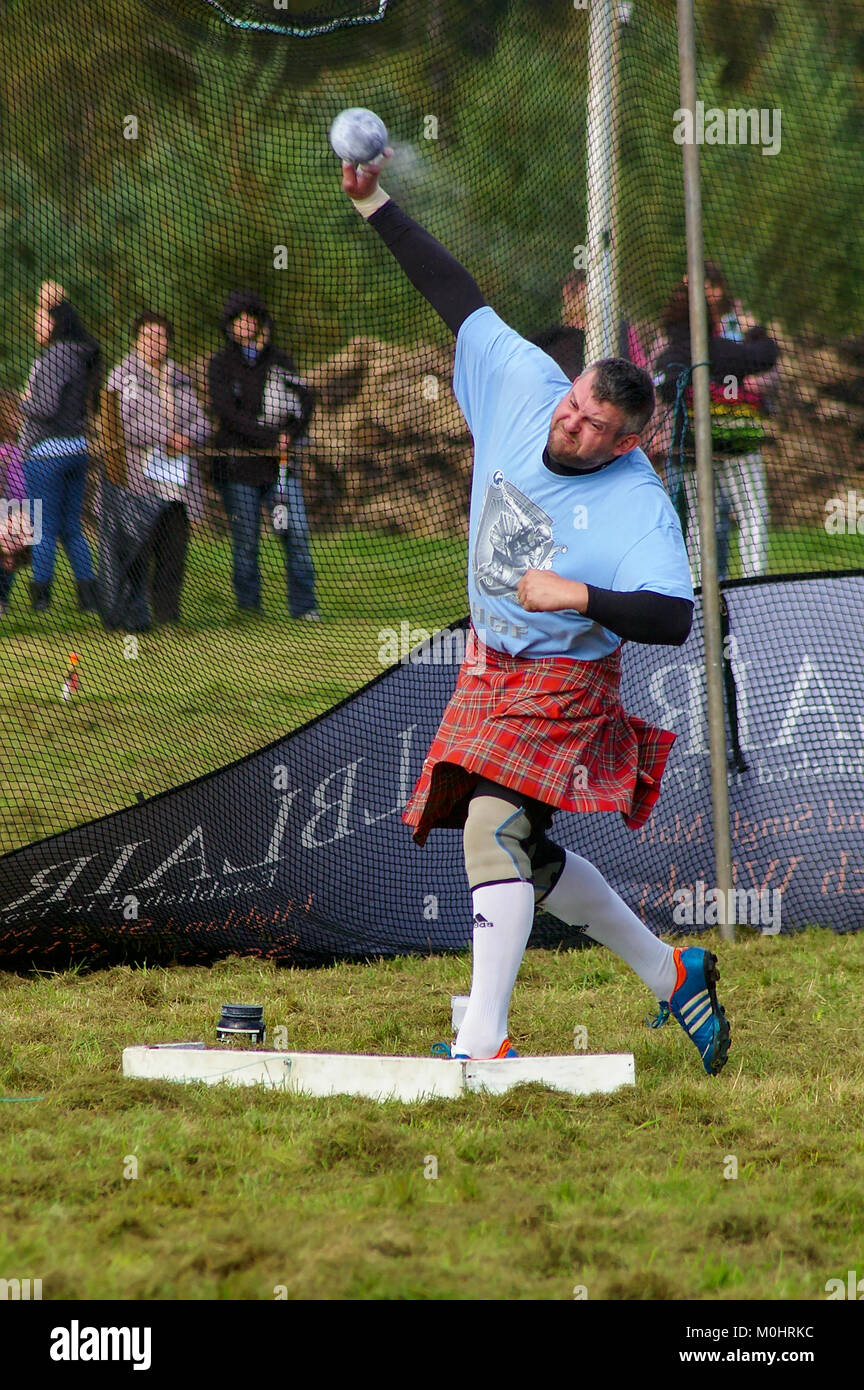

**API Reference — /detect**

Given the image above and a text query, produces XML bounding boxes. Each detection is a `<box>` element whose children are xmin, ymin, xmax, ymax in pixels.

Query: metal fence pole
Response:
<box><xmin>677</xmin><ymin>0</ymin><xmax>734</xmax><ymax>941</ymax></box>
<box><xmin>585</xmin><ymin>0</ymin><xmax>618</xmax><ymax>362</ymax></box>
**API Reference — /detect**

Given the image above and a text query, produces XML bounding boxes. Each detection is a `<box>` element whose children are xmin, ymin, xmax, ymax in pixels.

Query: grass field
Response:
<box><xmin>1</xmin><ymin>525</ymin><xmax>862</xmax><ymax>1304</ymax></box>
<box><xmin>0</xmin><ymin>524</ymin><xmax>861</xmax><ymax>855</ymax></box>
<box><xmin>1</xmin><ymin>928</ymin><xmax>862</xmax><ymax>1300</ymax></box>
<box><xmin>0</xmin><ymin>530</ymin><xmax>466</xmax><ymax>852</ymax></box>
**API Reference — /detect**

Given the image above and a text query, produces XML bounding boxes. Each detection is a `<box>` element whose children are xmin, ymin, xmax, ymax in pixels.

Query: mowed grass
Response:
<box><xmin>1</xmin><ymin>929</ymin><xmax>863</xmax><ymax>1301</ymax></box>
<box><xmin>0</xmin><ymin>523</ymin><xmax>860</xmax><ymax>855</ymax></box>
<box><xmin>0</xmin><ymin>530</ymin><xmax>467</xmax><ymax>852</ymax></box>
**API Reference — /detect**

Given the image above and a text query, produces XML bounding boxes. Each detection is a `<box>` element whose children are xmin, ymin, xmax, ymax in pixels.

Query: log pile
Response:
<box><xmin>300</xmin><ymin>336</ymin><xmax>471</xmax><ymax>539</ymax></box>
<box><xmin>763</xmin><ymin>331</ymin><xmax>864</xmax><ymax>528</ymax></box>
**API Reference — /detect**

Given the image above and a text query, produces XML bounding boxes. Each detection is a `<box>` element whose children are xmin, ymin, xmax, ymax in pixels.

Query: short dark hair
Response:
<box><xmin>582</xmin><ymin>357</ymin><xmax>655</xmax><ymax>436</ymax></box>
<box><xmin>132</xmin><ymin>310</ymin><xmax>173</xmax><ymax>344</ymax></box>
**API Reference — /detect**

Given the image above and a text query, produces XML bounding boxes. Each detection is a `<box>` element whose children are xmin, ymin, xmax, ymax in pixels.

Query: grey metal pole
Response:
<box><xmin>676</xmin><ymin>0</ymin><xmax>734</xmax><ymax>941</ymax></box>
<box><xmin>584</xmin><ymin>0</ymin><xmax>618</xmax><ymax>362</ymax></box>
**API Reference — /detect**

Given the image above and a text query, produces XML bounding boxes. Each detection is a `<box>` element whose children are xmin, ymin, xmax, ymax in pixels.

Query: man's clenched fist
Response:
<box><xmin>516</xmin><ymin>569</ymin><xmax>589</xmax><ymax>614</ymax></box>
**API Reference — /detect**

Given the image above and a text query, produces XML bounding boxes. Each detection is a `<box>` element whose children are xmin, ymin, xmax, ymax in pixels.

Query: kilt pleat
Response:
<box><xmin>403</xmin><ymin>631</ymin><xmax>675</xmax><ymax>845</ymax></box>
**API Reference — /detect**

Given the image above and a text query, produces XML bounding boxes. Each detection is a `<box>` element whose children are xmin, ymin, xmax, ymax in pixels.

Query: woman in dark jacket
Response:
<box><xmin>652</xmin><ymin>282</ymin><xmax>779</xmax><ymax>583</ymax></box>
<box><xmin>208</xmin><ymin>289</ymin><xmax>319</xmax><ymax>619</ymax></box>
<box><xmin>20</xmin><ymin>298</ymin><xmax>100</xmax><ymax>612</ymax></box>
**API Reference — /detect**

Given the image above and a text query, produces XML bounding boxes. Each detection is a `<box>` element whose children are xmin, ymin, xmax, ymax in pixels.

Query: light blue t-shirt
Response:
<box><xmin>453</xmin><ymin>306</ymin><xmax>694</xmax><ymax>659</ymax></box>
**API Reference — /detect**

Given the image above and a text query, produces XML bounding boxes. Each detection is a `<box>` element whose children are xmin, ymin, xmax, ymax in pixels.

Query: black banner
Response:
<box><xmin>1</xmin><ymin>575</ymin><xmax>862</xmax><ymax>966</ymax></box>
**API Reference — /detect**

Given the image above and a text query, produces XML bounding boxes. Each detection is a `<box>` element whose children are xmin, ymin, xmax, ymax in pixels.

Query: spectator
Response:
<box><xmin>208</xmin><ymin>290</ymin><xmax>319</xmax><ymax>620</ymax></box>
<box><xmin>565</xmin><ymin>269</ymin><xmax>650</xmax><ymax>366</ymax></box>
<box><xmin>703</xmin><ymin>259</ymin><xmax>781</xmax><ymax>418</ymax></box>
<box><xmin>703</xmin><ymin>260</ymin><xmax>779</xmax><ymax>579</ymax></box>
<box><xmin>529</xmin><ymin>271</ymin><xmax>587</xmax><ymax>377</ymax></box>
<box><xmin>704</xmin><ymin>259</ymin><xmax>755</xmax><ymax>338</ymax></box>
<box><xmin>106</xmin><ymin>311</ymin><xmax>211</xmax><ymax>625</ymax></box>
<box><xmin>652</xmin><ymin>279</ymin><xmax>779</xmax><ymax>583</ymax></box>
<box><xmin>20</xmin><ymin>297</ymin><xmax>100</xmax><ymax>613</ymax></box>
<box><xmin>0</xmin><ymin>391</ymin><xmax>30</xmax><ymax>615</ymax></box>
<box><xmin>532</xmin><ymin>270</ymin><xmax>650</xmax><ymax>379</ymax></box>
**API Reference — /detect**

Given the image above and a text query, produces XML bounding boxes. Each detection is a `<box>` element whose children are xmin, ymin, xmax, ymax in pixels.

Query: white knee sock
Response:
<box><xmin>453</xmin><ymin>881</ymin><xmax>535</xmax><ymax>1058</ymax></box>
<box><xmin>542</xmin><ymin>850</ymin><xmax>678</xmax><ymax>1000</ymax></box>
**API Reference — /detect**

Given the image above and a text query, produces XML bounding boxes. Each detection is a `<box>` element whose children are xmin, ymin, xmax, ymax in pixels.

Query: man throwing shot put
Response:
<box><xmin>341</xmin><ymin>155</ymin><xmax>730</xmax><ymax>1075</ymax></box>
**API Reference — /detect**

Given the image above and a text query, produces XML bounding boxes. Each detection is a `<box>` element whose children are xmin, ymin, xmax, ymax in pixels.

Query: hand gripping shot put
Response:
<box><xmin>338</xmin><ymin>131</ymin><xmax>731</xmax><ymax>1076</ymax></box>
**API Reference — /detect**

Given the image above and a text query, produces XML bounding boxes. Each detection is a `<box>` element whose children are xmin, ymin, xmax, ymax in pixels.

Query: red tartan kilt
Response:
<box><xmin>403</xmin><ymin>630</ymin><xmax>676</xmax><ymax>845</ymax></box>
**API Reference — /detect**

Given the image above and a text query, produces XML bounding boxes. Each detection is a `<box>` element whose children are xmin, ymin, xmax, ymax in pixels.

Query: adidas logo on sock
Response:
<box><xmin>473</xmin><ymin>912</ymin><xmax>493</xmax><ymax>928</ymax></box>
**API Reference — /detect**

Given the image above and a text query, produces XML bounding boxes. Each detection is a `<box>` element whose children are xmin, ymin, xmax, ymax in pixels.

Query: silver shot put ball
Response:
<box><xmin>329</xmin><ymin>107</ymin><xmax>388</xmax><ymax>165</ymax></box>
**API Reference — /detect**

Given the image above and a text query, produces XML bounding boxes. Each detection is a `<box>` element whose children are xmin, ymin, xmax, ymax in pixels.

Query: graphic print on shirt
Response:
<box><xmin>473</xmin><ymin>471</ymin><xmax>567</xmax><ymax>601</ymax></box>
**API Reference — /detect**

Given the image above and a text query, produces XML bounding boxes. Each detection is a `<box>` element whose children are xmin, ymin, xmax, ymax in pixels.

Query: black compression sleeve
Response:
<box><xmin>367</xmin><ymin>200</ymin><xmax>486</xmax><ymax>335</ymax></box>
<box><xmin>583</xmin><ymin>586</ymin><xmax>694</xmax><ymax>646</ymax></box>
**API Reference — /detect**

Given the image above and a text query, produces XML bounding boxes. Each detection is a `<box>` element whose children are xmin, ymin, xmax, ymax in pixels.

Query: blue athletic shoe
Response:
<box><xmin>666</xmin><ymin>947</ymin><xmax>731</xmax><ymax>1076</ymax></box>
<box><xmin>431</xmin><ymin>1039</ymin><xmax>518</xmax><ymax>1059</ymax></box>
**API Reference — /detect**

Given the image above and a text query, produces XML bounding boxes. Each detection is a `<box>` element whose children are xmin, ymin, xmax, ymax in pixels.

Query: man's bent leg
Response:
<box><xmin>539</xmin><ymin>850</ymin><xmax>678</xmax><ymax>1001</ymax></box>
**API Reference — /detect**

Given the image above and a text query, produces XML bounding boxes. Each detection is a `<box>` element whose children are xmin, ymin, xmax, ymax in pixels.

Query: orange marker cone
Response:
<box><xmin>61</xmin><ymin>651</ymin><xmax>80</xmax><ymax>702</ymax></box>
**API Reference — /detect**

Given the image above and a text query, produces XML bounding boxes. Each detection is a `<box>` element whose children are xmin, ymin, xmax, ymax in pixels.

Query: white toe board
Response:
<box><xmin>122</xmin><ymin>1045</ymin><xmax>463</xmax><ymax>1101</ymax></box>
<box><xmin>123</xmin><ymin>1044</ymin><xmax>635</xmax><ymax>1101</ymax></box>
<box><xmin>465</xmin><ymin>1052</ymin><xmax>635</xmax><ymax>1096</ymax></box>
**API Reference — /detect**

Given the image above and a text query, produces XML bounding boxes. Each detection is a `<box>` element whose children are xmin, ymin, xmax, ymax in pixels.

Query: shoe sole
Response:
<box><xmin>702</xmin><ymin>952</ymin><xmax>732</xmax><ymax>1076</ymax></box>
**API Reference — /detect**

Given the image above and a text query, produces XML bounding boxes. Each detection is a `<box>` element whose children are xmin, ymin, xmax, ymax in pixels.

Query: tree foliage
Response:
<box><xmin>0</xmin><ymin>0</ymin><xmax>861</xmax><ymax>388</ymax></box>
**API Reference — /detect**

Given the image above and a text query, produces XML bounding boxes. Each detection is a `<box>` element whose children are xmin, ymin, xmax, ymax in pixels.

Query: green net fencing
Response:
<box><xmin>0</xmin><ymin>0</ymin><xmax>862</xmax><ymax>964</ymax></box>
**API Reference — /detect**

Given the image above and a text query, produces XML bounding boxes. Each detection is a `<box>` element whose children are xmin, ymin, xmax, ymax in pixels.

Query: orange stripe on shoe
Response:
<box><xmin>669</xmin><ymin>947</ymin><xmax>687</xmax><ymax>998</ymax></box>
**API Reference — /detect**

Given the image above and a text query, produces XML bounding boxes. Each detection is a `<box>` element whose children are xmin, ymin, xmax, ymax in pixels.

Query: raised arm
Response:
<box><xmin>342</xmin><ymin>158</ymin><xmax>486</xmax><ymax>335</ymax></box>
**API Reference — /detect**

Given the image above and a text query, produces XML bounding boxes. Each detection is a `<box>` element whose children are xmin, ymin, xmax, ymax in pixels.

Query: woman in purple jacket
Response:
<box><xmin>0</xmin><ymin>390</ymin><xmax>29</xmax><ymax>614</ymax></box>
